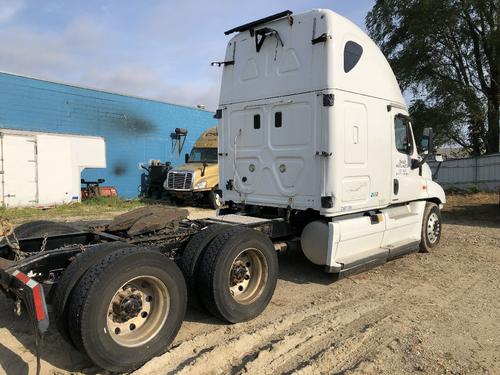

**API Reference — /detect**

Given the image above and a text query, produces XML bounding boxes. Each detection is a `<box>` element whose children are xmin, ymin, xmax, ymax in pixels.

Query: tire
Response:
<box><xmin>14</xmin><ymin>220</ymin><xmax>78</xmax><ymax>238</ymax></box>
<box><xmin>67</xmin><ymin>247</ymin><xmax>187</xmax><ymax>372</ymax></box>
<box><xmin>52</xmin><ymin>242</ymin><xmax>137</xmax><ymax>346</ymax></box>
<box><xmin>208</xmin><ymin>187</ymin><xmax>222</xmax><ymax>209</ymax></box>
<box><xmin>176</xmin><ymin>224</ymin><xmax>230</xmax><ymax>308</ymax></box>
<box><xmin>198</xmin><ymin>227</ymin><xmax>278</xmax><ymax>323</ymax></box>
<box><xmin>419</xmin><ymin>202</ymin><xmax>442</xmax><ymax>253</ymax></box>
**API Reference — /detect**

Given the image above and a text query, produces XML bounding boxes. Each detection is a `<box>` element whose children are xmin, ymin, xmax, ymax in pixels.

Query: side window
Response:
<box><xmin>344</xmin><ymin>41</ymin><xmax>363</xmax><ymax>73</ymax></box>
<box><xmin>394</xmin><ymin>116</ymin><xmax>414</xmax><ymax>155</ymax></box>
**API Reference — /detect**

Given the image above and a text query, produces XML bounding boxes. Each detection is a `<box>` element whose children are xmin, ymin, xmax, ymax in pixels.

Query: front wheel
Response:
<box><xmin>67</xmin><ymin>247</ymin><xmax>187</xmax><ymax>372</ymax></box>
<box><xmin>208</xmin><ymin>187</ymin><xmax>222</xmax><ymax>209</ymax></box>
<box><xmin>419</xmin><ymin>202</ymin><xmax>442</xmax><ymax>252</ymax></box>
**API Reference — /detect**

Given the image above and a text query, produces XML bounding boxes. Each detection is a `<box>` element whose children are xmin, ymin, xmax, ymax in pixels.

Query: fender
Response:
<box><xmin>426</xmin><ymin>179</ymin><xmax>446</xmax><ymax>205</ymax></box>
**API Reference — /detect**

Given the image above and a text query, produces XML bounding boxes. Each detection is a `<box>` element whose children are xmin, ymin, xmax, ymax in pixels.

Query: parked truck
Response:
<box><xmin>163</xmin><ymin>126</ymin><xmax>221</xmax><ymax>208</ymax></box>
<box><xmin>0</xmin><ymin>9</ymin><xmax>445</xmax><ymax>373</ymax></box>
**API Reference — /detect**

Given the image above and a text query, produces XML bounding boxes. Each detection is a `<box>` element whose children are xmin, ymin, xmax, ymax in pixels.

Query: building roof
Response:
<box><xmin>0</xmin><ymin>70</ymin><xmax>214</xmax><ymax>114</ymax></box>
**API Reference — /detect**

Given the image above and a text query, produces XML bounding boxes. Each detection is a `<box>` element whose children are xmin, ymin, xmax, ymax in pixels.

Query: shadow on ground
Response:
<box><xmin>0</xmin><ymin>243</ymin><xmax>340</xmax><ymax>374</ymax></box>
<box><xmin>0</xmin><ymin>343</ymin><xmax>29</xmax><ymax>375</ymax></box>
<box><xmin>442</xmin><ymin>203</ymin><xmax>500</xmax><ymax>229</ymax></box>
<box><xmin>1</xmin><ymin>199</ymin><xmax>496</xmax><ymax>373</ymax></box>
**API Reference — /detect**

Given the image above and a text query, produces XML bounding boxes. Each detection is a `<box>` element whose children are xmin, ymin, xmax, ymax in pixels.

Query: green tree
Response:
<box><xmin>366</xmin><ymin>0</ymin><xmax>499</xmax><ymax>155</ymax></box>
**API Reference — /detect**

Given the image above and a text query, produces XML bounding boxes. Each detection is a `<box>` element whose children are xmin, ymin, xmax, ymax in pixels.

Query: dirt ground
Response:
<box><xmin>0</xmin><ymin>195</ymin><xmax>499</xmax><ymax>375</ymax></box>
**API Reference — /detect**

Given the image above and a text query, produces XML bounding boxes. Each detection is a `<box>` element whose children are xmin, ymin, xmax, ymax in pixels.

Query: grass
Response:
<box><xmin>0</xmin><ymin>197</ymin><xmax>145</xmax><ymax>224</ymax></box>
<box><xmin>0</xmin><ymin>192</ymin><xmax>497</xmax><ymax>225</ymax></box>
<box><xmin>442</xmin><ymin>192</ymin><xmax>499</xmax><ymax>223</ymax></box>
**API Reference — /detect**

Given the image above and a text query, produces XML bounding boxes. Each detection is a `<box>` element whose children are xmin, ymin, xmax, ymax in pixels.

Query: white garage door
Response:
<box><xmin>0</xmin><ymin>134</ymin><xmax>38</xmax><ymax>207</ymax></box>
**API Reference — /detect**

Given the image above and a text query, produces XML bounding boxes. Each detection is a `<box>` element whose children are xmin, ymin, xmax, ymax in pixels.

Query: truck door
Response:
<box><xmin>390</xmin><ymin>112</ymin><xmax>422</xmax><ymax>203</ymax></box>
<box><xmin>222</xmin><ymin>92</ymin><xmax>321</xmax><ymax>208</ymax></box>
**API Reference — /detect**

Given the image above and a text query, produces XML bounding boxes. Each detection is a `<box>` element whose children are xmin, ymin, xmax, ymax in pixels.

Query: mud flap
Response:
<box><xmin>1</xmin><ymin>269</ymin><xmax>49</xmax><ymax>334</ymax></box>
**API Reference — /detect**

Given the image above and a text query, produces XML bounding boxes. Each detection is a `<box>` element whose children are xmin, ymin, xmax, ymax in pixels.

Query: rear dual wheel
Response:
<box><xmin>197</xmin><ymin>227</ymin><xmax>278</xmax><ymax>323</ymax></box>
<box><xmin>67</xmin><ymin>247</ymin><xmax>186</xmax><ymax>372</ymax></box>
<box><xmin>176</xmin><ymin>224</ymin><xmax>229</xmax><ymax>309</ymax></box>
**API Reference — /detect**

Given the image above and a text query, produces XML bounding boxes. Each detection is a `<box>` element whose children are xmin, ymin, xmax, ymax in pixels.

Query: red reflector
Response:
<box><xmin>15</xmin><ymin>271</ymin><xmax>31</xmax><ymax>284</ymax></box>
<box><xmin>32</xmin><ymin>284</ymin><xmax>45</xmax><ymax>321</ymax></box>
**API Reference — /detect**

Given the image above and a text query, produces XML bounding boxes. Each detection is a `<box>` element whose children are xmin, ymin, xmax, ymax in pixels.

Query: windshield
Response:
<box><xmin>188</xmin><ymin>147</ymin><xmax>218</xmax><ymax>163</ymax></box>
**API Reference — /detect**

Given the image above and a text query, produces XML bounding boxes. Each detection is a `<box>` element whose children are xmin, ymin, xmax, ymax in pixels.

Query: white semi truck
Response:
<box><xmin>0</xmin><ymin>9</ymin><xmax>445</xmax><ymax>373</ymax></box>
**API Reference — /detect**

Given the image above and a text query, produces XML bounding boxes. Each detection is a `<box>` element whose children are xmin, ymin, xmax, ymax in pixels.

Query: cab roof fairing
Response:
<box><xmin>217</xmin><ymin>9</ymin><xmax>406</xmax><ymax>109</ymax></box>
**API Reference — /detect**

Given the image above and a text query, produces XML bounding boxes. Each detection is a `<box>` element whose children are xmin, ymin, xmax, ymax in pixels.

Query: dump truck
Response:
<box><xmin>164</xmin><ymin>126</ymin><xmax>221</xmax><ymax>208</ymax></box>
<box><xmin>0</xmin><ymin>9</ymin><xmax>445</xmax><ymax>373</ymax></box>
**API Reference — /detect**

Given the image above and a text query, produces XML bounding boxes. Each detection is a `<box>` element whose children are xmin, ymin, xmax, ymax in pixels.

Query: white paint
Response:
<box><xmin>0</xmin><ymin>129</ymin><xmax>106</xmax><ymax>207</ymax></box>
<box><xmin>218</xmin><ymin>9</ymin><xmax>445</xmax><ymax>217</ymax></box>
<box><xmin>314</xmin><ymin>201</ymin><xmax>426</xmax><ymax>269</ymax></box>
<box><xmin>217</xmin><ymin>9</ymin><xmax>448</xmax><ymax>269</ymax></box>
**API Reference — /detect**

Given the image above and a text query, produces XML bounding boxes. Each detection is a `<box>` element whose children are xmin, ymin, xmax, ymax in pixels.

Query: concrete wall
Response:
<box><xmin>0</xmin><ymin>72</ymin><xmax>216</xmax><ymax>198</ymax></box>
<box><xmin>428</xmin><ymin>153</ymin><xmax>500</xmax><ymax>191</ymax></box>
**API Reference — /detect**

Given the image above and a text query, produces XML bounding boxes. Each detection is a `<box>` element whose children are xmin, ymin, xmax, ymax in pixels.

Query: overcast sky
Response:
<box><xmin>0</xmin><ymin>0</ymin><xmax>375</xmax><ymax>110</ymax></box>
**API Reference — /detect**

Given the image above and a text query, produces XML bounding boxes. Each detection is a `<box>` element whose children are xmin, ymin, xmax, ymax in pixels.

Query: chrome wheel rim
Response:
<box><xmin>427</xmin><ymin>212</ymin><xmax>441</xmax><ymax>244</ymax></box>
<box><xmin>228</xmin><ymin>248</ymin><xmax>268</xmax><ymax>305</ymax></box>
<box><xmin>107</xmin><ymin>276</ymin><xmax>169</xmax><ymax>347</ymax></box>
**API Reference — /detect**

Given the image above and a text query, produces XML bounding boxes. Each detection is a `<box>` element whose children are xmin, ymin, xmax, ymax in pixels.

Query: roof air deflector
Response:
<box><xmin>224</xmin><ymin>10</ymin><xmax>293</xmax><ymax>35</ymax></box>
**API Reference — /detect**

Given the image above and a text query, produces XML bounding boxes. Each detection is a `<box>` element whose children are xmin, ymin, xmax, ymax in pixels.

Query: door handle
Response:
<box><xmin>393</xmin><ymin>179</ymin><xmax>399</xmax><ymax>195</ymax></box>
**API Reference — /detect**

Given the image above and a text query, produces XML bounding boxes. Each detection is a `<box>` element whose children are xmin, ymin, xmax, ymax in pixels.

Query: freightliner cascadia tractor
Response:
<box><xmin>0</xmin><ymin>9</ymin><xmax>445</xmax><ymax>373</ymax></box>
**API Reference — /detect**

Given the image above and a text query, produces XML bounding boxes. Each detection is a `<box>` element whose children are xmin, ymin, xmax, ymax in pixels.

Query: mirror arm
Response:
<box><xmin>411</xmin><ymin>151</ymin><xmax>429</xmax><ymax>169</ymax></box>
<box><xmin>201</xmin><ymin>160</ymin><xmax>207</xmax><ymax>177</ymax></box>
<box><xmin>432</xmin><ymin>160</ymin><xmax>443</xmax><ymax>180</ymax></box>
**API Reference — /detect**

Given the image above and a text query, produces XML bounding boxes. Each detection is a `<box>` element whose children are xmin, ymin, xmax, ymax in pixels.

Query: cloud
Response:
<box><xmin>0</xmin><ymin>0</ymin><xmax>25</xmax><ymax>23</ymax></box>
<box><xmin>0</xmin><ymin>5</ymin><xmax>222</xmax><ymax>110</ymax></box>
<box><xmin>80</xmin><ymin>64</ymin><xmax>221</xmax><ymax>110</ymax></box>
<box><xmin>0</xmin><ymin>15</ymin><xmax>106</xmax><ymax>77</ymax></box>
<box><xmin>0</xmin><ymin>1</ymin><xmax>374</xmax><ymax>112</ymax></box>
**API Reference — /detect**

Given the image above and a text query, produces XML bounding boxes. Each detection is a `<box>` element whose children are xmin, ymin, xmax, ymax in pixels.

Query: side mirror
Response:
<box><xmin>412</xmin><ymin>127</ymin><xmax>434</xmax><ymax>170</ymax></box>
<box><xmin>184</xmin><ymin>153</ymin><xmax>189</xmax><ymax>163</ymax></box>
<box><xmin>420</xmin><ymin>127</ymin><xmax>433</xmax><ymax>153</ymax></box>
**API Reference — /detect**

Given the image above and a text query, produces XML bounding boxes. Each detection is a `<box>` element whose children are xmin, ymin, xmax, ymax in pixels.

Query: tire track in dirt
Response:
<box><xmin>229</xmin><ymin>303</ymin><xmax>384</xmax><ymax>375</ymax></box>
<box><xmin>134</xmin><ymin>287</ymin><xmax>380</xmax><ymax>375</ymax></box>
<box><xmin>136</xmin><ymin>282</ymin><xmax>421</xmax><ymax>375</ymax></box>
<box><xmin>289</xmin><ymin>313</ymin><xmax>398</xmax><ymax>375</ymax></box>
<box><xmin>175</xmin><ymin>301</ymin><xmax>384</xmax><ymax>375</ymax></box>
<box><xmin>242</xmin><ymin>306</ymin><xmax>392</xmax><ymax>375</ymax></box>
